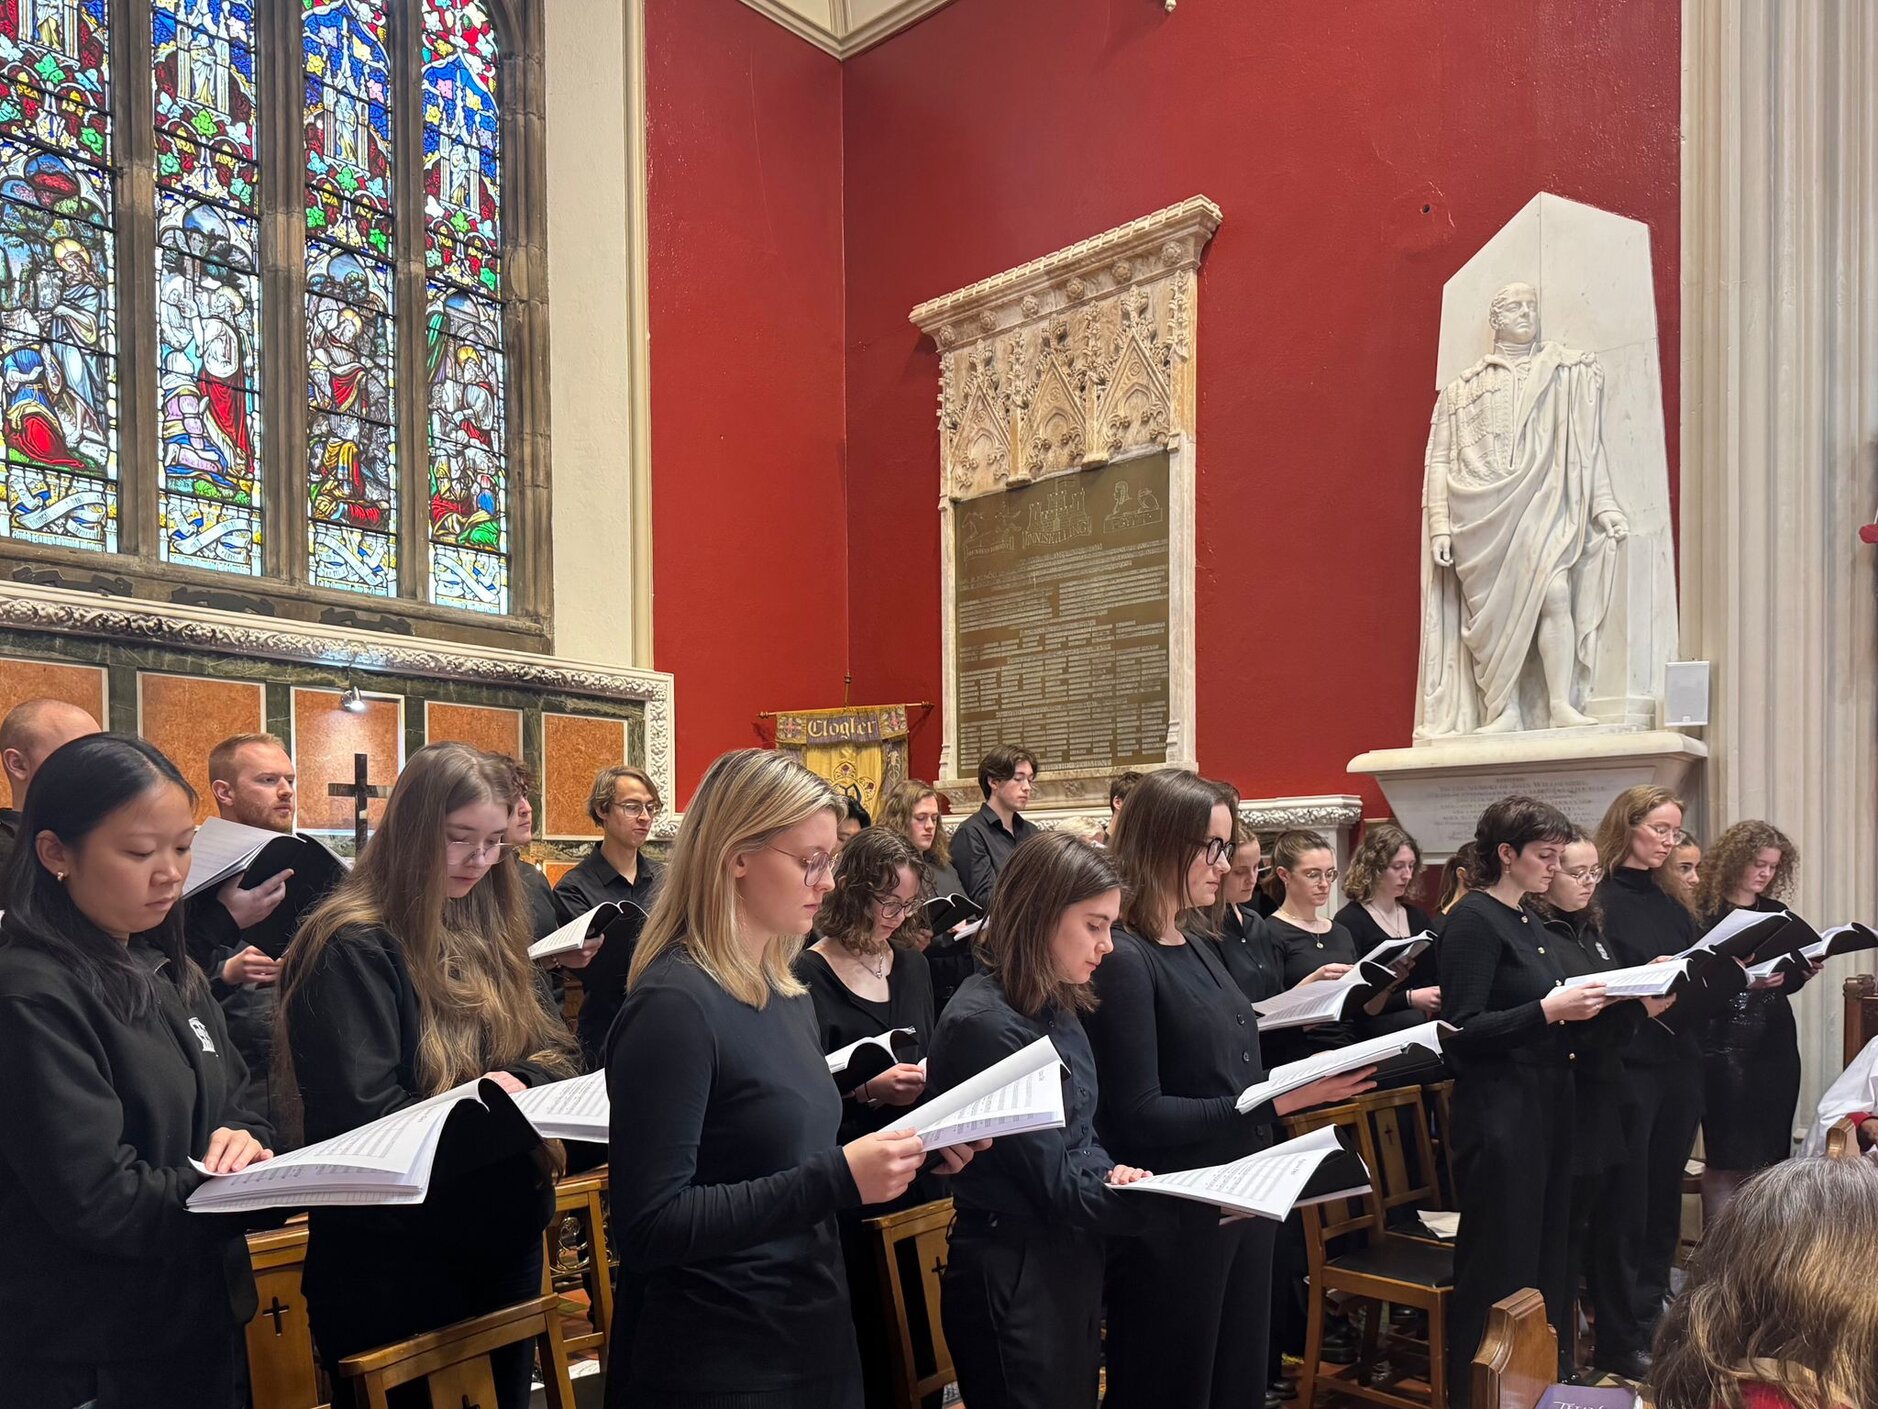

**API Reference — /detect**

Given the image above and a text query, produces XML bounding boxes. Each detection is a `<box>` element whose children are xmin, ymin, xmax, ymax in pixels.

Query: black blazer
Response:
<box><xmin>1537</xmin><ymin>907</ymin><xmax>1641</xmax><ymax>1171</ymax></box>
<box><xmin>1437</xmin><ymin>891</ymin><xmax>1575</xmax><ymax>1073</ymax></box>
<box><xmin>793</xmin><ymin>942</ymin><xmax>936</xmax><ymax>1145</ymax></box>
<box><xmin>1217</xmin><ymin>904</ymin><xmax>1285</xmax><ymax>1004</ymax></box>
<box><xmin>1084</xmin><ymin>927</ymin><xmax>1276</xmax><ymax>1172</ymax></box>
<box><xmin>0</xmin><ymin>929</ymin><xmax>268</xmax><ymax>1362</ymax></box>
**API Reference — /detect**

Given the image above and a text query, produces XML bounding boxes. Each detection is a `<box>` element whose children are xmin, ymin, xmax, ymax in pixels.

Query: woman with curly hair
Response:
<box><xmin>1650</xmin><ymin>1156</ymin><xmax>1877</xmax><ymax>1409</ymax></box>
<box><xmin>1692</xmin><ymin>820</ymin><xmax>1812</xmax><ymax>1219</ymax></box>
<box><xmin>1334</xmin><ymin>821</ymin><xmax>1441</xmax><ymax>1030</ymax></box>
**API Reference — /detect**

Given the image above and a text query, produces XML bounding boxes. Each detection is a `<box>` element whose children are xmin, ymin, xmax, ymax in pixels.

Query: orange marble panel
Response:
<box><xmin>292</xmin><ymin>688</ymin><xmax>405</xmax><ymax>833</ymax></box>
<box><xmin>0</xmin><ymin>656</ymin><xmax>108</xmax><ymax>730</ymax></box>
<box><xmin>542</xmin><ymin>713</ymin><xmax>626</xmax><ymax>839</ymax></box>
<box><xmin>543</xmin><ymin>860</ymin><xmax>576</xmax><ymax>888</ymax></box>
<box><xmin>137</xmin><ymin>674</ymin><xmax>266</xmax><ymax>824</ymax></box>
<box><xmin>425</xmin><ymin>701</ymin><xmax>524</xmax><ymax>760</ymax></box>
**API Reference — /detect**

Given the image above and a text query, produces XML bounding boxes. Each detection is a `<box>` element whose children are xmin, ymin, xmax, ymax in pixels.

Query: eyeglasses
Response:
<box><xmin>1296</xmin><ymin>868</ymin><xmax>1340</xmax><ymax>884</ymax></box>
<box><xmin>607</xmin><ymin>800</ymin><xmax>663</xmax><ymax>820</ymax></box>
<box><xmin>767</xmin><ymin>845</ymin><xmax>836</xmax><ymax>886</ymax></box>
<box><xmin>1640</xmin><ymin>822</ymin><xmax>1678</xmax><ymax>841</ymax></box>
<box><xmin>872</xmin><ymin>893</ymin><xmax>917</xmax><ymax>921</ymax></box>
<box><xmin>1195</xmin><ymin>838</ymin><xmax>1237</xmax><ymax>867</ymax></box>
<box><xmin>1562</xmin><ymin>865</ymin><xmax>1604</xmax><ymax>883</ymax></box>
<box><xmin>446</xmin><ymin>838</ymin><xmax>520</xmax><ymax>862</ymax></box>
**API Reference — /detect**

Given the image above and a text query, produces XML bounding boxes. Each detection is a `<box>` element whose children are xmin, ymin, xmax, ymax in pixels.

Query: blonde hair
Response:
<box><xmin>281</xmin><ymin>743</ymin><xmax>574</xmax><ymax>1099</ymax></box>
<box><xmin>1652</xmin><ymin>1157</ymin><xmax>1878</xmax><ymax>1409</ymax></box>
<box><xmin>1593</xmin><ymin>784</ymin><xmax>1694</xmax><ymax>910</ymax></box>
<box><xmin>628</xmin><ymin>749</ymin><xmax>837</xmax><ymax>1009</ymax></box>
<box><xmin>877</xmin><ymin>779</ymin><xmax>950</xmax><ymax>868</ymax></box>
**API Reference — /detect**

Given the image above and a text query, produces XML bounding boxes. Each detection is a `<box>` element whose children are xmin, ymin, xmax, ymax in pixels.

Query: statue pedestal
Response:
<box><xmin>1348</xmin><ymin>729</ymin><xmax>1706</xmax><ymax>861</ymax></box>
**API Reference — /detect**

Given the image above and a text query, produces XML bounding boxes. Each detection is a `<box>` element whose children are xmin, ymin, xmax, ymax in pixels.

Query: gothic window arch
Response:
<box><xmin>0</xmin><ymin>0</ymin><xmax>548</xmax><ymax>643</ymax></box>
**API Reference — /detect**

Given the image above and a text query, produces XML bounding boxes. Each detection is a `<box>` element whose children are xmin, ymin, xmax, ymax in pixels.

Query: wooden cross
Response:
<box><xmin>327</xmin><ymin>751</ymin><xmax>390</xmax><ymax>854</ymax></box>
<box><xmin>262</xmin><ymin>1295</ymin><xmax>290</xmax><ymax>1336</ymax></box>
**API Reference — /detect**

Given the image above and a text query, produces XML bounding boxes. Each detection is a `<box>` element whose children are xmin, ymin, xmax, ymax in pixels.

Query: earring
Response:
<box><xmin>54</xmin><ymin>871</ymin><xmax>66</xmax><ymax>883</ymax></box>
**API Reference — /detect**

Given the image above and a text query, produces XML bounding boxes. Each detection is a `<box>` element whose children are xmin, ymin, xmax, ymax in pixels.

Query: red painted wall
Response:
<box><xmin>644</xmin><ymin>0</ymin><xmax>849</xmax><ymax>800</ymax></box>
<box><xmin>839</xmin><ymin>0</ymin><xmax>1681</xmax><ymax>807</ymax></box>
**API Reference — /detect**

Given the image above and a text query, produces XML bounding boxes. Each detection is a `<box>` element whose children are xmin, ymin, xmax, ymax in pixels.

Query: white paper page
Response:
<box><xmin>1558</xmin><ymin>958</ymin><xmax>1687</xmax><ymax>998</ymax></box>
<box><xmin>528</xmin><ymin>904</ymin><xmax>614</xmax><ymax>961</ymax></box>
<box><xmin>1253</xmin><ymin>970</ymin><xmax>1368</xmax><ymax>1031</ymax></box>
<box><xmin>899</xmin><ymin>1035</ymin><xmax>1059</xmax><ymax>1130</ymax></box>
<box><xmin>1117</xmin><ymin>1125</ymin><xmax>1358</xmax><ymax>1219</ymax></box>
<box><xmin>1677</xmin><ymin>906</ymin><xmax>1778</xmax><ymax>959</ymax></box>
<box><xmin>1358</xmin><ymin>931</ymin><xmax>1433</xmax><ymax>970</ymax></box>
<box><xmin>182</xmin><ymin>817</ymin><xmax>279</xmax><ymax>897</ymax></box>
<box><xmin>513</xmin><ymin>1071</ymin><xmax>610</xmax><ymax>1141</ymax></box>
<box><xmin>951</xmin><ymin>918</ymin><xmax>986</xmax><ymax>941</ymax></box>
<box><xmin>1235</xmin><ymin>1022</ymin><xmax>1446</xmax><ymax>1113</ymax></box>
<box><xmin>1744</xmin><ymin>956</ymin><xmax>1787</xmax><ymax>984</ymax></box>
<box><xmin>825</xmin><ymin>1028</ymin><xmax>916</xmax><ymax>1075</ymax></box>
<box><xmin>908</xmin><ymin>1061</ymin><xmax>1066</xmax><ymax>1151</ymax></box>
<box><xmin>1418</xmin><ymin>1210</ymin><xmax>1460</xmax><ymax>1238</ymax></box>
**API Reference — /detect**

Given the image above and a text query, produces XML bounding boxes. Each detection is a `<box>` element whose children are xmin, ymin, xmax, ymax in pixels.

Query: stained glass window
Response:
<box><xmin>0</xmin><ymin>0</ymin><xmax>119</xmax><ymax>553</ymax></box>
<box><xmin>422</xmin><ymin>0</ymin><xmax>505</xmax><ymax>614</ymax></box>
<box><xmin>154</xmin><ymin>0</ymin><xmax>261</xmax><ymax>574</ymax></box>
<box><xmin>303</xmin><ymin>0</ymin><xmax>397</xmax><ymax>596</ymax></box>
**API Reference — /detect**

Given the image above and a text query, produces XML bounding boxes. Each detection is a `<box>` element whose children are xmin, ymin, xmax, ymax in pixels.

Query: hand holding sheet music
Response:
<box><xmin>894</xmin><ymin>1035</ymin><xmax>1064</xmax><ymax>1151</ymax></box>
<box><xmin>826</xmin><ymin>1028</ymin><xmax>918</xmax><ymax>1075</ymax></box>
<box><xmin>1115</xmin><ymin>1125</ymin><xmax>1372</xmax><ymax>1221</ymax></box>
<box><xmin>1236</xmin><ymin>1022</ymin><xmax>1449</xmax><ymax>1113</ymax></box>
<box><xmin>527</xmin><ymin>902</ymin><xmax>640</xmax><ymax>963</ymax></box>
<box><xmin>1559</xmin><ymin>958</ymin><xmax>1689</xmax><ymax>999</ymax></box>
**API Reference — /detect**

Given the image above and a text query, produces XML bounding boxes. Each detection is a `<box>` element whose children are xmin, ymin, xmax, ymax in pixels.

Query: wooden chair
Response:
<box><xmin>1356</xmin><ymin>1086</ymin><xmax>1448</xmax><ymax>1244</ymax></box>
<box><xmin>865</xmin><ymin>1198</ymin><xmax>955</xmax><ymax>1409</ymax></box>
<box><xmin>1426</xmin><ymin>1080</ymin><xmax>1459</xmax><ymax>1207</ymax></box>
<box><xmin>1825</xmin><ymin>1116</ymin><xmax>1862</xmax><ymax>1160</ymax></box>
<box><xmin>543</xmin><ymin>1166</ymin><xmax>613</xmax><ymax>1359</ymax></box>
<box><xmin>244</xmin><ymin>1223</ymin><xmax>326</xmax><ymax>1409</ymax></box>
<box><xmin>1468</xmin><ymin>1288</ymin><xmax>1556</xmax><ymax>1409</ymax></box>
<box><xmin>335</xmin><ymin>1295</ymin><xmax>575</xmax><ymax>1409</ymax></box>
<box><xmin>1846</xmin><ymin>974</ymin><xmax>1878</xmax><ymax>1064</ymax></box>
<box><xmin>1291</xmin><ymin>1103</ymin><xmax>1455</xmax><ymax>1409</ymax></box>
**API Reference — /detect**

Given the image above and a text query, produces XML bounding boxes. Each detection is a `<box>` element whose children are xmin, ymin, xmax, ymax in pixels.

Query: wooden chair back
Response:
<box><xmin>544</xmin><ymin>1166</ymin><xmax>613</xmax><ymax>1359</ymax></box>
<box><xmin>1825</xmin><ymin>1116</ymin><xmax>1861</xmax><ymax>1160</ymax></box>
<box><xmin>1358</xmin><ymin>1085</ymin><xmax>1443</xmax><ymax>1220</ymax></box>
<box><xmin>336</xmin><ymin>1295</ymin><xmax>574</xmax><ymax>1409</ymax></box>
<box><xmin>1847</xmin><ymin>974</ymin><xmax>1878</xmax><ymax>1065</ymax></box>
<box><xmin>865</xmin><ymin>1198</ymin><xmax>955</xmax><ymax>1409</ymax></box>
<box><xmin>1427</xmin><ymin>1078</ymin><xmax>1459</xmax><ymax>1205</ymax></box>
<box><xmin>1286</xmin><ymin>1102</ymin><xmax>1385</xmax><ymax>1260</ymax></box>
<box><xmin>1469</xmin><ymin>1288</ymin><xmax>1557</xmax><ymax>1409</ymax></box>
<box><xmin>244</xmin><ymin>1223</ymin><xmax>326</xmax><ymax>1409</ymax></box>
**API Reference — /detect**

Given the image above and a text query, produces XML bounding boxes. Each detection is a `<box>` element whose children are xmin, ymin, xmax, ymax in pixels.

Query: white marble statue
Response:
<box><xmin>1416</xmin><ymin>283</ymin><xmax>1629</xmax><ymax>737</ymax></box>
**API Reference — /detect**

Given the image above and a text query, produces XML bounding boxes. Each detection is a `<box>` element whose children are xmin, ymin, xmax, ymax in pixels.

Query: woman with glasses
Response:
<box><xmin>1439</xmin><ymin>797</ymin><xmax>1610</xmax><ymax>1401</ymax></box>
<box><xmin>1334</xmin><ymin>821</ymin><xmax>1441</xmax><ymax>1032</ymax></box>
<box><xmin>607</xmin><ymin>750</ymin><xmax>976</xmax><ymax>1409</ymax></box>
<box><xmin>1086</xmin><ymin>772</ymin><xmax>1376</xmax><ymax>1409</ymax></box>
<box><xmin>1262</xmin><ymin>829</ymin><xmax>1362</xmax><ymax>1055</ymax></box>
<box><xmin>280</xmin><ymin>742</ymin><xmax>578</xmax><ymax>1409</ymax></box>
<box><xmin>878</xmin><ymin>779</ymin><xmax>972</xmax><ymax>1012</ymax></box>
<box><xmin>1588</xmin><ymin>783</ymin><xmax>1701</xmax><ymax>1381</ymax></box>
<box><xmin>796</xmin><ymin>826</ymin><xmax>938</xmax><ymax>1408</ymax></box>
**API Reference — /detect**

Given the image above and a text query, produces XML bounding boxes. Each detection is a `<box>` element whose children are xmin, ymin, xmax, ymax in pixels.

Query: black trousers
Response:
<box><xmin>1446</xmin><ymin>1063</ymin><xmax>1574</xmax><ymax>1407</ymax></box>
<box><xmin>942</xmin><ymin>1215</ymin><xmax>1105</xmax><ymax>1409</ymax></box>
<box><xmin>1594</xmin><ymin>1056</ymin><xmax>1702</xmax><ymax>1360</ymax></box>
<box><xmin>1104</xmin><ymin>1200</ymin><xmax>1275</xmax><ymax>1409</ymax></box>
<box><xmin>1</xmin><ymin>1333</ymin><xmax>239</xmax><ymax>1409</ymax></box>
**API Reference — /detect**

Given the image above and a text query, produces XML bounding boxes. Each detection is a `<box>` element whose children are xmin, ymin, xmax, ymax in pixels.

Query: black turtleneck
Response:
<box><xmin>1594</xmin><ymin>867</ymin><xmax>1699</xmax><ymax>1063</ymax></box>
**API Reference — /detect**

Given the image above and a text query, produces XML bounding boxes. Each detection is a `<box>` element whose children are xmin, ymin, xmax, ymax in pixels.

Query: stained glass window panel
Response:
<box><xmin>306</xmin><ymin>242</ymin><xmax>397</xmax><ymax>595</ymax></box>
<box><xmin>421</xmin><ymin>0</ymin><xmax>497</xmax><ymax>293</ymax></box>
<box><xmin>0</xmin><ymin>1</ymin><xmax>110</xmax><ymax>160</ymax></box>
<box><xmin>153</xmin><ymin>1</ymin><xmax>257</xmax><ymax>209</ymax></box>
<box><xmin>302</xmin><ymin>0</ymin><xmax>392</xmax><ymax>259</ymax></box>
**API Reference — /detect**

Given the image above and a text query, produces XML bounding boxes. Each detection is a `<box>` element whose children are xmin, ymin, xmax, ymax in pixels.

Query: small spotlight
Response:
<box><xmin>340</xmin><ymin>684</ymin><xmax>368</xmax><ymax>714</ymax></box>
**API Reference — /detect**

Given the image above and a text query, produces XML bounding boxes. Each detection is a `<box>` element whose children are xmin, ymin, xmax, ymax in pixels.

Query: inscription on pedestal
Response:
<box><xmin>954</xmin><ymin>452</ymin><xmax>1170</xmax><ymax>773</ymax></box>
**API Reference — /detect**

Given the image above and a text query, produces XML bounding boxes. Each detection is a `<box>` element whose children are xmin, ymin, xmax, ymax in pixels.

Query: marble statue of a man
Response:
<box><xmin>1416</xmin><ymin>283</ymin><xmax>1628</xmax><ymax>738</ymax></box>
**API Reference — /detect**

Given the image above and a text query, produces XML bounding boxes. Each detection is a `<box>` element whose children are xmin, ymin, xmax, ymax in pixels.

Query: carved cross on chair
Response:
<box><xmin>261</xmin><ymin>1296</ymin><xmax>290</xmax><ymax>1335</ymax></box>
<box><xmin>327</xmin><ymin>751</ymin><xmax>391</xmax><ymax>854</ymax></box>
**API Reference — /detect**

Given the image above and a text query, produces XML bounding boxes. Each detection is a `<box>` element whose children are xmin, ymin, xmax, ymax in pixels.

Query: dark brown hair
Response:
<box><xmin>976</xmin><ymin>745</ymin><xmax>1040</xmax><ymax>799</ymax></box>
<box><xmin>1471</xmin><ymin>795</ymin><xmax>1574</xmax><ymax>886</ymax></box>
<box><xmin>978</xmin><ymin>832</ymin><xmax>1122</xmax><ymax>1018</ymax></box>
<box><xmin>1343</xmin><ymin>821</ymin><xmax>1422</xmax><ymax>903</ymax></box>
<box><xmin>1261</xmin><ymin>828</ymin><xmax>1334</xmax><ymax>904</ymax></box>
<box><xmin>587</xmin><ymin>763</ymin><xmax>662</xmax><ymax>827</ymax></box>
<box><xmin>1693</xmin><ymin>819</ymin><xmax>1798</xmax><ymax>920</ymax></box>
<box><xmin>1437</xmin><ymin>841</ymin><xmax>1479</xmax><ymax>913</ymax></box>
<box><xmin>813</xmin><ymin>826</ymin><xmax>921</xmax><ymax>955</ymax></box>
<box><xmin>1108</xmin><ymin>770</ymin><xmax>1144</xmax><ymax>808</ymax></box>
<box><xmin>877</xmin><ymin>779</ymin><xmax>950</xmax><ymax>868</ymax></box>
<box><xmin>1108</xmin><ymin>769</ymin><xmax>1232</xmax><ymax>938</ymax></box>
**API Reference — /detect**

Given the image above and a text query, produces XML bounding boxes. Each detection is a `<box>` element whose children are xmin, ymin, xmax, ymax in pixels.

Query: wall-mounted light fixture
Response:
<box><xmin>340</xmin><ymin>683</ymin><xmax>368</xmax><ymax>714</ymax></box>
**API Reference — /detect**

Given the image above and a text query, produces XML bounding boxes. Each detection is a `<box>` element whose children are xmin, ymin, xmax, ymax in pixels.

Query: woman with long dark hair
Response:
<box><xmin>0</xmin><ymin>734</ymin><xmax>272</xmax><ymax>1405</ymax></box>
<box><xmin>878</xmin><ymin>779</ymin><xmax>973</xmax><ymax>1010</ymax></box>
<box><xmin>929</xmin><ymin>831</ymin><xmax>1154</xmax><ymax>1409</ymax></box>
<box><xmin>279</xmin><ymin>742</ymin><xmax>577</xmax><ymax>1409</ymax></box>
<box><xmin>1087</xmin><ymin>771</ymin><xmax>1376</xmax><ymax>1409</ymax></box>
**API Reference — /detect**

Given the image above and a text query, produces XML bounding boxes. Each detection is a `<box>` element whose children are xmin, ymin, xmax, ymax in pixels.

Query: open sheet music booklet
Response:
<box><xmin>895</xmin><ymin>1035</ymin><xmax>1065</xmax><ymax>1151</ymax></box>
<box><xmin>512</xmin><ymin>1070</ymin><xmax>609</xmax><ymax>1142</ymax></box>
<box><xmin>1252</xmin><ymin>933</ymin><xmax>1433</xmax><ymax>1031</ymax></box>
<box><xmin>1559</xmin><ymin>958</ymin><xmax>1690</xmax><ymax>999</ymax></box>
<box><xmin>183</xmin><ymin>818</ymin><xmax>352</xmax><ymax>900</ymax></box>
<box><xmin>1235</xmin><ymin>1022</ymin><xmax>1449</xmax><ymax>1113</ymax></box>
<box><xmin>923</xmin><ymin>893</ymin><xmax>986</xmax><ymax>939</ymax></box>
<box><xmin>527</xmin><ymin>901</ymin><xmax>643</xmax><ymax>962</ymax></box>
<box><xmin>826</xmin><ymin>1028</ymin><xmax>918</xmax><ymax>1077</ymax></box>
<box><xmin>1116</xmin><ymin>1124</ymin><xmax>1372</xmax><ymax>1220</ymax></box>
<box><xmin>1748</xmin><ymin>921</ymin><xmax>1878</xmax><ymax>984</ymax></box>
<box><xmin>1682</xmin><ymin>907</ymin><xmax>1794</xmax><ymax>963</ymax></box>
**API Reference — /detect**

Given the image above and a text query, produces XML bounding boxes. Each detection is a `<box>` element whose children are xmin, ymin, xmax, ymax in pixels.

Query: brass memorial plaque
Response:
<box><xmin>954</xmin><ymin>452</ymin><xmax>1171</xmax><ymax>773</ymax></box>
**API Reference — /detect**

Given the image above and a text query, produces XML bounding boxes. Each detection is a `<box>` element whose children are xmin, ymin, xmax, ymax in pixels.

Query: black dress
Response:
<box><xmin>1266</xmin><ymin>915</ymin><xmax>1361</xmax><ymax>1056</ymax></box>
<box><xmin>1699</xmin><ymin>898</ymin><xmax>1809</xmax><ymax>1171</ymax></box>
<box><xmin>1437</xmin><ymin>891</ymin><xmax>1576</xmax><ymax>1402</ymax></box>
<box><xmin>1083</xmin><ymin>926</ymin><xmax>1279</xmax><ymax>1409</ymax></box>
<box><xmin>793</xmin><ymin>943</ymin><xmax>939</xmax><ymax>1409</ymax></box>
<box><xmin>1335</xmin><ymin>900</ymin><xmax>1440</xmax><ymax>1029</ymax></box>
<box><xmin>0</xmin><ymin>927</ymin><xmax>270</xmax><ymax>1406</ymax></box>
<box><xmin>928</xmin><ymin>971</ymin><xmax>1148</xmax><ymax>1409</ymax></box>
<box><xmin>286</xmin><ymin>923</ymin><xmax>561</xmax><ymax>1409</ymax></box>
<box><xmin>607</xmin><ymin>945</ymin><xmax>862</xmax><ymax>1409</ymax></box>
<box><xmin>1217</xmin><ymin>903</ymin><xmax>1286</xmax><ymax>1004</ymax></box>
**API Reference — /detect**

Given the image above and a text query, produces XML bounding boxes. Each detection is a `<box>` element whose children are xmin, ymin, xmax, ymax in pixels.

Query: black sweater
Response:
<box><xmin>0</xmin><ymin>929</ymin><xmax>268</xmax><ymax>1362</ymax></box>
<box><xmin>1084</xmin><ymin>927</ymin><xmax>1277</xmax><ymax>1171</ymax></box>
<box><xmin>1596</xmin><ymin>867</ymin><xmax>1700</xmax><ymax>1064</ymax></box>
<box><xmin>1267</xmin><ymin>915</ymin><xmax>1362</xmax><ymax>1051</ymax></box>
<box><xmin>793</xmin><ymin>942</ymin><xmax>936</xmax><ymax>1146</ymax></box>
<box><xmin>1217</xmin><ymin>904</ymin><xmax>1285</xmax><ymax>1004</ymax></box>
<box><xmin>1537</xmin><ymin>907</ymin><xmax>1641</xmax><ymax>1170</ymax></box>
<box><xmin>606</xmin><ymin>946</ymin><xmax>862</xmax><ymax>1401</ymax></box>
<box><xmin>1437</xmin><ymin>891</ymin><xmax>1573</xmax><ymax>1073</ymax></box>
<box><xmin>928</xmin><ymin>971</ymin><xmax>1144</xmax><ymax>1233</ymax></box>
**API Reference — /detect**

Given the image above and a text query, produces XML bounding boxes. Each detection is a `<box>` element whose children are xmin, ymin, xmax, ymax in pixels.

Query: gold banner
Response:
<box><xmin>772</xmin><ymin>705</ymin><xmax>911</xmax><ymax>816</ymax></box>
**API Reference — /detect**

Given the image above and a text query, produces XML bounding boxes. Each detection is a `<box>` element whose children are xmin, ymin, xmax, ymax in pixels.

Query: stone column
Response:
<box><xmin>1681</xmin><ymin>0</ymin><xmax>1878</xmax><ymax>1119</ymax></box>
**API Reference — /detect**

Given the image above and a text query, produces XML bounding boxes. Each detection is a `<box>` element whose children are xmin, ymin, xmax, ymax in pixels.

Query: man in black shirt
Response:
<box><xmin>951</xmin><ymin>744</ymin><xmax>1040</xmax><ymax>909</ymax></box>
<box><xmin>0</xmin><ymin>697</ymin><xmax>100</xmax><ymax>877</ymax></box>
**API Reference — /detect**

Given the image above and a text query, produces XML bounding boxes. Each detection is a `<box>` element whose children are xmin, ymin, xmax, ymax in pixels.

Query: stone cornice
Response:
<box><xmin>0</xmin><ymin>581</ymin><xmax>678</xmax><ymax>811</ymax></box>
<box><xmin>736</xmin><ymin>0</ymin><xmax>958</xmax><ymax>59</ymax></box>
